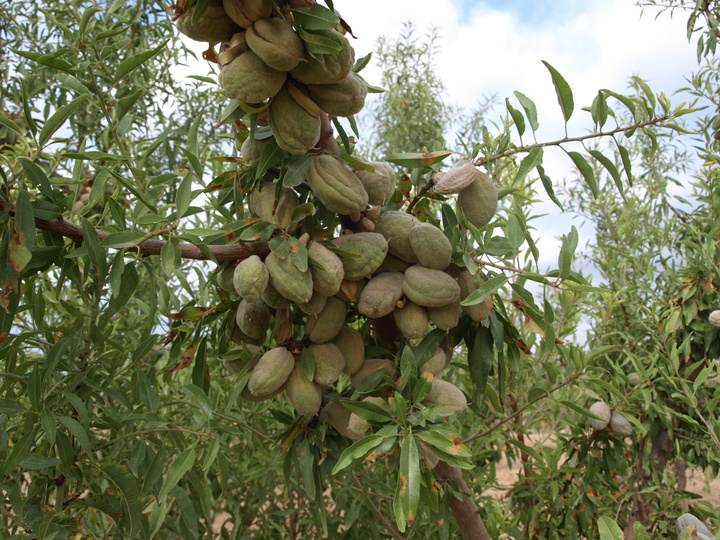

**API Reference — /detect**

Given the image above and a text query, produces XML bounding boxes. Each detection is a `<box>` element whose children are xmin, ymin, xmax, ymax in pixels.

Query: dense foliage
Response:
<box><xmin>0</xmin><ymin>1</ymin><xmax>717</xmax><ymax>539</ymax></box>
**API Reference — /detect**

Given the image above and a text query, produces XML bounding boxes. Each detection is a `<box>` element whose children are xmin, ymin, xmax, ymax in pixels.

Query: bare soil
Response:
<box><xmin>483</xmin><ymin>431</ymin><xmax>720</xmax><ymax>508</ymax></box>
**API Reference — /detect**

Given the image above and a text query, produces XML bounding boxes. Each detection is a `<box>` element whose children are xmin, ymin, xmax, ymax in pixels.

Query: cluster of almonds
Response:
<box><xmin>173</xmin><ymin>0</ymin><xmax>367</xmax><ymax>155</ymax></box>
<box><xmin>213</xmin><ymin>155</ymin><xmax>498</xmax><ymax>423</ymax></box>
<box><xmin>588</xmin><ymin>401</ymin><xmax>633</xmax><ymax>437</ymax></box>
<box><xmin>172</xmin><ymin>1</ymin><xmax>501</xmax><ymax>432</ymax></box>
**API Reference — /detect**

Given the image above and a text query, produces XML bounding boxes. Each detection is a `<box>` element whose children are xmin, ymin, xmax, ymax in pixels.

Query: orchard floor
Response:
<box><xmin>483</xmin><ymin>431</ymin><xmax>720</xmax><ymax>508</ymax></box>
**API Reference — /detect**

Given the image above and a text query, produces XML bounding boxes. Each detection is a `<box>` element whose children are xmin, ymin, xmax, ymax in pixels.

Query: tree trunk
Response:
<box><xmin>434</xmin><ymin>461</ymin><xmax>492</xmax><ymax>540</ymax></box>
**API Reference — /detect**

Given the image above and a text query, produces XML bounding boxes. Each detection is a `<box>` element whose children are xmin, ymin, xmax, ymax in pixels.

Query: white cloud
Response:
<box><xmin>173</xmin><ymin>1</ymin><xmax>701</xmax><ymax>275</ymax></box>
<box><xmin>335</xmin><ymin>0</ymin><xmax>699</xmax><ymax>274</ymax></box>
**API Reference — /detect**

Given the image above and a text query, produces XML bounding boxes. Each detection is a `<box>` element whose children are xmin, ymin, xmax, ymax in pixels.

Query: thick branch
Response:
<box><xmin>434</xmin><ymin>461</ymin><xmax>492</xmax><ymax>540</ymax></box>
<box><xmin>0</xmin><ymin>200</ymin><xmax>269</xmax><ymax>263</ymax></box>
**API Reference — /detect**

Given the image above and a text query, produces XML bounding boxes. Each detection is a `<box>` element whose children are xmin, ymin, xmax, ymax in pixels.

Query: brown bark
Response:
<box><xmin>318</xmin><ymin>113</ymin><xmax>341</xmax><ymax>155</ymax></box>
<box><xmin>0</xmin><ymin>199</ymin><xmax>269</xmax><ymax>263</ymax></box>
<box><xmin>434</xmin><ymin>461</ymin><xmax>492</xmax><ymax>540</ymax></box>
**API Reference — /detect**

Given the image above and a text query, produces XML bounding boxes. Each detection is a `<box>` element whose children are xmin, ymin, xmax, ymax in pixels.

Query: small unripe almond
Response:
<box><xmin>588</xmin><ymin>401</ymin><xmax>611</xmax><ymax>431</ymax></box>
<box><xmin>609</xmin><ymin>412</ymin><xmax>633</xmax><ymax>437</ymax></box>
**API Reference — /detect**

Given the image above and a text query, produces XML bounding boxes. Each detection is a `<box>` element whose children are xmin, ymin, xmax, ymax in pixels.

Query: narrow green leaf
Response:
<box><xmin>255</xmin><ymin>139</ymin><xmax>284</xmax><ymax>180</ymax></box>
<box><xmin>332</xmin><ymin>435</ymin><xmax>385</xmax><ymax>474</ymax></box>
<box><xmin>18</xmin><ymin>454</ymin><xmax>61</xmax><ymax>470</ymax></box>
<box><xmin>56</xmin><ymin>73</ymin><xmax>92</xmax><ymax>95</ymax></box>
<box><xmin>591</xmin><ymin>91</ymin><xmax>609</xmax><ymax>129</ymax></box>
<box><xmin>0</xmin><ymin>111</ymin><xmax>25</xmax><ymax>137</ymax></box>
<box><xmin>603</xmin><ymin>89</ymin><xmax>636</xmax><ymax>118</ymax></box>
<box><xmin>588</xmin><ymin>149</ymin><xmax>623</xmax><ymax>195</ymax></box>
<box><xmin>468</xmin><ymin>324</ymin><xmax>493</xmax><ymax>395</ymax></box>
<box><xmin>62</xmin><ymin>151</ymin><xmax>128</xmax><ymax>161</ymax></box>
<box><xmin>542</xmin><ymin>60</ymin><xmax>574</xmax><ymax>123</ymax></box>
<box><xmin>283</xmin><ymin>155</ymin><xmax>312</xmax><ymax>188</ymax></box>
<box><xmin>414</xmin><ymin>329</ymin><xmax>446</xmax><ymax>366</ymax></box>
<box><xmin>506</xmin><ymin>438</ymin><xmax>543</xmax><ymax>463</ymax></box>
<box><xmin>567</xmin><ymin>151</ymin><xmax>598</xmax><ymax>198</ymax></box>
<box><xmin>585</xmin><ymin>378</ymin><xmax>625</xmax><ymax>401</ymax></box>
<box><xmin>299</xmin><ymin>346</ymin><xmax>315</xmax><ymax>381</ymax></box>
<box><xmin>81</xmin><ymin>217</ymin><xmax>107</xmax><ymax>275</ymax></box>
<box><xmin>292</xmin><ymin>4</ymin><xmax>340</xmax><ymax>30</ymax></box>
<box><xmin>158</xmin><ymin>447</ymin><xmax>196</xmax><ymax>501</ymax></box>
<box><xmin>59</xmin><ymin>416</ymin><xmax>93</xmax><ymax>458</ymax></box>
<box><xmin>182</xmin><ymin>384</ymin><xmax>213</xmax><ymax>420</ymax></box>
<box><xmin>461</xmin><ymin>274</ymin><xmax>508</xmax><ymax>306</ymax></box>
<box><xmin>100</xmin><ymin>230</ymin><xmax>146</xmax><ymax>249</ymax></box>
<box><xmin>505</xmin><ymin>98</ymin><xmax>525</xmax><ymax>137</ymax></box>
<box><xmin>9</xmin><ymin>190</ymin><xmax>35</xmax><ymax>272</ymax></box>
<box><xmin>398</xmin><ymin>345</ymin><xmax>416</xmax><ymax>392</ymax></box>
<box><xmin>38</xmin><ymin>95</ymin><xmax>89</xmax><ymax>147</ymax></box>
<box><xmin>117</xmin><ymin>89</ymin><xmax>145</xmax><ymax>121</ymax></box>
<box><xmin>415</xmin><ymin>430</ymin><xmax>471</xmax><ymax>458</ymax></box>
<box><xmin>291</xmin><ymin>202</ymin><xmax>316</xmax><ymax>223</ymax></box>
<box><xmin>513</xmin><ymin>91</ymin><xmax>539</xmax><ymax>132</ymax></box>
<box><xmin>202</xmin><ymin>438</ymin><xmax>221</xmax><ymax>473</ymax></box>
<box><xmin>536</xmin><ymin>165</ymin><xmax>563</xmax><ymax>210</ymax></box>
<box><xmin>41</xmin><ymin>408</ymin><xmax>57</xmax><ymax>446</ymax></box>
<box><xmin>0</xmin><ymin>431</ymin><xmax>34</xmax><ymax>476</ymax></box>
<box><xmin>64</xmin><ymin>392</ymin><xmax>90</xmax><ymax>427</ymax></box>
<box><xmin>102</xmin><ymin>462</ymin><xmax>143</xmax><ymax>538</ymax></box>
<box><xmin>513</xmin><ymin>147</ymin><xmax>543</xmax><ymax>184</ymax></box>
<box><xmin>632</xmin><ymin>76</ymin><xmax>656</xmax><ymax>113</ymax></box>
<box><xmin>160</xmin><ymin>239</ymin><xmax>179</xmax><ymax>276</ymax></box>
<box><xmin>19</xmin><ymin>158</ymin><xmax>54</xmax><ymax>200</ymax></box>
<box><xmin>0</xmin><ymin>398</ymin><xmax>27</xmax><ymax>415</ymax></box>
<box><xmin>287</xmin><ymin>243</ymin><xmax>308</xmax><ymax>276</ymax></box>
<box><xmin>340</xmin><ymin>400</ymin><xmax>393</xmax><ymax>423</ymax></box>
<box><xmin>175</xmin><ymin>173</ymin><xmax>194</xmax><ymax>219</ymax></box>
<box><xmin>297</xmin><ymin>27</ymin><xmax>343</xmax><ymax>55</ymax></box>
<box><xmin>239</xmin><ymin>220</ymin><xmax>274</xmax><ymax>242</ymax></box>
<box><xmin>337</xmin><ymin>153</ymin><xmax>375</xmax><ymax>172</ymax></box>
<box><xmin>557</xmin><ymin>226</ymin><xmax>578</xmax><ymax>280</ymax></box>
<box><xmin>616</xmin><ymin>143</ymin><xmax>633</xmax><ymax>184</ymax></box>
<box><xmin>597</xmin><ymin>516</ymin><xmax>625</xmax><ymax>540</ymax></box>
<box><xmin>399</xmin><ymin>434</ymin><xmax>420</xmax><ymax>527</ymax></box>
<box><xmin>384</xmin><ymin>150</ymin><xmax>453</xmax><ymax>168</ymax></box>
<box><xmin>114</xmin><ymin>40</ymin><xmax>169</xmax><ymax>83</ymax></box>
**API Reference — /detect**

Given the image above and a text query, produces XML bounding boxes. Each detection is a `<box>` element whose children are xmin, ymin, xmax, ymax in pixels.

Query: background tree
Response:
<box><xmin>0</xmin><ymin>1</ymin><xmax>716</xmax><ymax>540</ymax></box>
<box><xmin>360</xmin><ymin>22</ymin><xmax>457</xmax><ymax>159</ymax></box>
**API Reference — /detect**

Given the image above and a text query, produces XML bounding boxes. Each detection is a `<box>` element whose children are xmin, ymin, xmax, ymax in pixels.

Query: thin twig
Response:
<box><xmin>95</xmin><ymin>427</ymin><xmax>214</xmax><ymax>451</ymax></box>
<box><xmin>334</xmin><ymin>479</ymin><xmax>394</xmax><ymax>501</ymax></box>
<box><xmin>463</xmin><ymin>370</ymin><xmax>585</xmax><ymax>444</ymax></box>
<box><xmin>474</xmin><ymin>116</ymin><xmax>670</xmax><ymax>167</ymax></box>
<box><xmin>362</xmin><ymin>489</ymin><xmax>405</xmax><ymax>540</ymax></box>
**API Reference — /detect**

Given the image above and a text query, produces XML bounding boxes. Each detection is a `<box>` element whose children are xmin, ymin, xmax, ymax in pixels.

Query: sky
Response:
<box><xmin>335</xmin><ymin>0</ymin><xmax>702</xmax><ymax>274</ymax></box>
<box><xmin>175</xmin><ymin>0</ymin><xmax>703</xmax><ymax>275</ymax></box>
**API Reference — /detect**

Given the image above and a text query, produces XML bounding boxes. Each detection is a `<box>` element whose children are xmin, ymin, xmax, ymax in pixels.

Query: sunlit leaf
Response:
<box><xmin>542</xmin><ymin>60</ymin><xmax>574</xmax><ymax>123</ymax></box>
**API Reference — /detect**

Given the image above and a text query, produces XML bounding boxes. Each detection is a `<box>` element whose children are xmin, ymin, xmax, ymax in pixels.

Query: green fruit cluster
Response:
<box><xmin>188</xmin><ymin>1</ymin><xmax>497</xmax><ymax>435</ymax></box>
<box><xmin>173</xmin><ymin>0</ymin><xmax>367</xmax><ymax>157</ymax></box>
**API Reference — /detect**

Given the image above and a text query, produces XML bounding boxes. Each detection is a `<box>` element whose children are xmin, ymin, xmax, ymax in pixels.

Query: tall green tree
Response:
<box><xmin>0</xmin><ymin>1</ymin><xmax>710</xmax><ymax>539</ymax></box>
<box><xmin>361</xmin><ymin>22</ymin><xmax>457</xmax><ymax>158</ymax></box>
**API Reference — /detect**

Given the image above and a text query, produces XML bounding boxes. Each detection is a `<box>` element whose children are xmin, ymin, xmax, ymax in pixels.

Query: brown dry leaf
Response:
<box><xmin>163</xmin><ymin>343</ymin><xmax>195</xmax><ymax>374</ymax></box>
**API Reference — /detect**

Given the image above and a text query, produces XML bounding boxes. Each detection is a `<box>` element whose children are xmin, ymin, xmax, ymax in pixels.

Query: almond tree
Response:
<box><xmin>0</xmin><ymin>1</ymin><xmax>700</xmax><ymax>538</ymax></box>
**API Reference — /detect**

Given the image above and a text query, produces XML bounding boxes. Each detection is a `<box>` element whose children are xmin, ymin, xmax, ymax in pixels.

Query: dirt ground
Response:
<box><xmin>483</xmin><ymin>431</ymin><xmax>720</xmax><ymax>508</ymax></box>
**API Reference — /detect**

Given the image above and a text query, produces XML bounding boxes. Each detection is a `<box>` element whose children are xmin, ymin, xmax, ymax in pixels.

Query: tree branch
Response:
<box><xmin>474</xmin><ymin>116</ymin><xmax>670</xmax><ymax>167</ymax></box>
<box><xmin>0</xmin><ymin>199</ymin><xmax>269</xmax><ymax>263</ymax></box>
<box><xmin>434</xmin><ymin>461</ymin><xmax>492</xmax><ymax>540</ymax></box>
